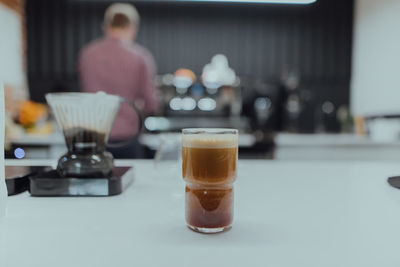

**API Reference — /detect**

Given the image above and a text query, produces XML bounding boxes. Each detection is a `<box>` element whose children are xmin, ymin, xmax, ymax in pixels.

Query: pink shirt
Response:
<box><xmin>79</xmin><ymin>37</ymin><xmax>157</xmax><ymax>140</ymax></box>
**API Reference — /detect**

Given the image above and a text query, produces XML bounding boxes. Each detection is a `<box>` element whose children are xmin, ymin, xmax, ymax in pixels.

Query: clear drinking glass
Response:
<box><xmin>182</xmin><ymin>128</ymin><xmax>238</xmax><ymax>233</ymax></box>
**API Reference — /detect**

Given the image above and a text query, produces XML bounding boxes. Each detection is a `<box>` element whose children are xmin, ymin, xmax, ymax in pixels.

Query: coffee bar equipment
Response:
<box><xmin>46</xmin><ymin>92</ymin><xmax>119</xmax><ymax>177</ymax></box>
<box><xmin>8</xmin><ymin>92</ymin><xmax>139</xmax><ymax>197</ymax></box>
<box><xmin>161</xmin><ymin>74</ymin><xmax>241</xmax><ymax>117</ymax></box>
<box><xmin>147</xmin><ymin>55</ymin><xmax>249</xmax><ymax>132</ymax></box>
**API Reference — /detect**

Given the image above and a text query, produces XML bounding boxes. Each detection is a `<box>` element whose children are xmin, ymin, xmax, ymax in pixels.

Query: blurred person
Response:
<box><xmin>78</xmin><ymin>3</ymin><xmax>157</xmax><ymax>158</ymax></box>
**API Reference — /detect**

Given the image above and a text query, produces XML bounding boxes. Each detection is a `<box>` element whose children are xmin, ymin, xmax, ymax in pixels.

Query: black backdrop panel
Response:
<box><xmin>26</xmin><ymin>0</ymin><xmax>353</xmax><ymax>119</ymax></box>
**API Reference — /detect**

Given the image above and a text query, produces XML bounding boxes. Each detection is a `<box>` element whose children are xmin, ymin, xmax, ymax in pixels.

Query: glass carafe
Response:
<box><xmin>46</xmin><ymin>92</ymin><xmax>131</xmax><ymax>177</ymax></box>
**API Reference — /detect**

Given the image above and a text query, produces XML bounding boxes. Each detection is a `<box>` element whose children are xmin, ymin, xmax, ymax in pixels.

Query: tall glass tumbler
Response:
<box><xmin>182</xmin><ymin>128</ymin><xmax>238</xmax><ymax>233</ymax></box>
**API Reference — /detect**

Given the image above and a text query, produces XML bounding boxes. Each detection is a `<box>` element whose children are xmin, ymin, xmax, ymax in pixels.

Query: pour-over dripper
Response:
<box><xmin>46</xmin><ymin>92</ymin><xmax>121</xmax><ymax>177</ymax></box>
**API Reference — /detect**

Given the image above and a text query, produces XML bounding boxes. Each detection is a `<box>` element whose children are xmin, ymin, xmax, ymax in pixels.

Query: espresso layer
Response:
<box><xmin>185</xmin><ymin>186</ymin><xmax>233</xmax><ymax>229</ymax></box>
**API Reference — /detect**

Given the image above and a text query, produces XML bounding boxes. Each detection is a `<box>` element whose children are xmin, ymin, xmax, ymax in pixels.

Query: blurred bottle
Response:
<box><xmin>337</xmin><ymin>105</ymin><xmax>354</xmax><ymax>133</ymax></box>
<box><xmin>354</xmin><ymin>116</ymin><xmax>366</xmax><ymax>136</ymax></box>
<box><xmin>254</xmin><ymin>96</ymin><xmax>272</xmax><ymax>127</ymax></box>
<box><xmin>279</xmin><ymin>67</ymin><xmax>302</xmax><ymax>132</ymax></box>
<box><xmin>315</xmin><ymin>101</ymin><xmax>341</xmax><ymax>133</ymax></box>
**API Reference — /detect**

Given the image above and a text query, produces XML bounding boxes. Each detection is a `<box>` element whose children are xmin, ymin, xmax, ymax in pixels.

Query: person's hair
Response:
<box><xmin>110</xmin><ymin>13</ymin><xmax>131</xmax><ymax>28</ymax></box>
<box><xmin>104</xmin><ymin>3</ymin><xmax>140</xmax><ymax>29</ymax></box>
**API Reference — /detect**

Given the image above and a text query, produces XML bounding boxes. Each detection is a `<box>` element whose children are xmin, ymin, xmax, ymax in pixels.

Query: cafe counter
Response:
<box><xmin>2</xmin><ymin>159</ymin><xmax>400</xmax><ymax>267</ymax></box>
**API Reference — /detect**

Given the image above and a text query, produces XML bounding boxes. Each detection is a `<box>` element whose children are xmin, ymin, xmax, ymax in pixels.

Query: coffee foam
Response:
<box><xmin>182</xmin><ymin>134</ymin><xmax>238</xmax><ymax>148</ymax></box>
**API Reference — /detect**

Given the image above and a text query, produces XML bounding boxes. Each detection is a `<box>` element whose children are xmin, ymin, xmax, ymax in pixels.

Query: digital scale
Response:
<box><xmin>6</xmin><ymin>166</ymin><xmax>133</xmax><ymax>197</ymax></box>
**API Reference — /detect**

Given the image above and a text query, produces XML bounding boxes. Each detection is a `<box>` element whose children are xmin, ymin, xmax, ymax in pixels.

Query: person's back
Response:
<box><xmin>79</xmin><ymin>3</ymin><xmax>157</xmax><ymax>157</ymax></box>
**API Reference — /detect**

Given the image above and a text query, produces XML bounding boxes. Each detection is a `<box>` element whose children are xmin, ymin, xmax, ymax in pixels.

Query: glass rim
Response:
<box><xmin>182</xmin><ymin>128</ymin><xmax>238</xmax><ymax>135</ymax></box>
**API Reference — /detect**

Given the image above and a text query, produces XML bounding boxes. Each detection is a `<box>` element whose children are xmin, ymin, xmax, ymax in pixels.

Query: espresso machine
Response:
<box><xmin>144</xmin><ymin>55</ymin><xmax>248</xmax><ymax>132</ymax></box>
<box><xmin>27</xmin><ymin>92</ymin><xmax>138</xmax><ymax>196</ymax></box>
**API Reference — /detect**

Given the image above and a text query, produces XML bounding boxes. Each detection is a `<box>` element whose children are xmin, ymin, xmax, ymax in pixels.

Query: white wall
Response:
<box><xmin>351</xmin><ymin>0</ymin><xmax>400</xmax><ymax>116</ymax></box>
<box><xmin>0</xmin><ymin>3</ymin><xmax>25</xmax><ymax>87</ymax></box>
<box><xmin>0</xmin><ymin>84</ymin><xmax>6</xmax><ymax>218</ymax></box>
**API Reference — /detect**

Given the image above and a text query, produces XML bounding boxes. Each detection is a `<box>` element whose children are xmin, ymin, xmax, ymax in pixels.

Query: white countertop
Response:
<box><xmin>2</xmin><ymin>159</ymin><xmax>400</xmax><ymax>267</ymax></box>
<box><xmin>275</xmin><ymin>133</ymin><xmax>400</xmax><ymax>146</ymax></box>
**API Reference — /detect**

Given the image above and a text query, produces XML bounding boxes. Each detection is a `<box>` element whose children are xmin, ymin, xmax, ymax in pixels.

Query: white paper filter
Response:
<box><xmin>46</xmin><ymin>92</ymin><xmax>121</xmax><ymax>137</ymax></box>
<box><xmin>0</xmin><ymin>83</ymin><xmax>6</xmax><ymax>218</ymax></box>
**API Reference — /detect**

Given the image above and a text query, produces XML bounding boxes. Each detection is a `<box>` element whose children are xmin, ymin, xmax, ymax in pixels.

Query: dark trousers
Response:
<box><xmin>107</xmin><ymin>138</ymin><xmax>144</xmax><ymax>159</ymax></box>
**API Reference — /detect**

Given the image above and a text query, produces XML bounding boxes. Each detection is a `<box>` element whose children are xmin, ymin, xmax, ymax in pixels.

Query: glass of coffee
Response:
<box><xmin>182</xmin><ymin>128</ymin><xmax>238</xmax><ymax>233</ymax></box>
